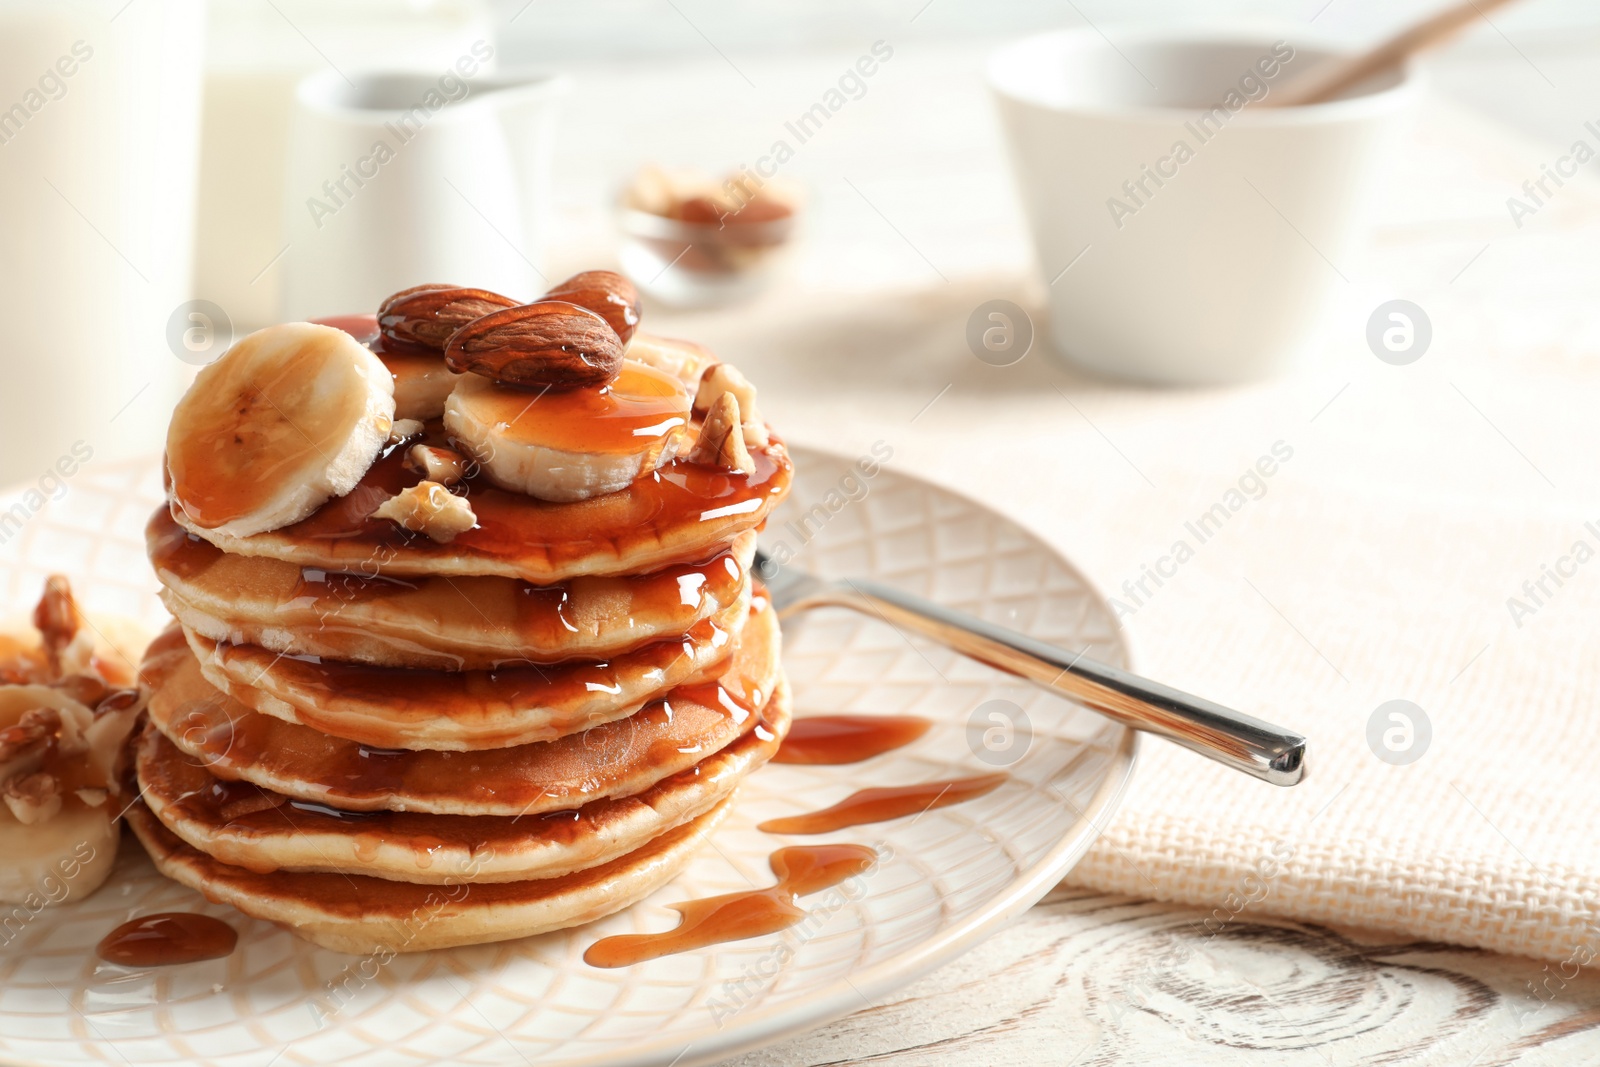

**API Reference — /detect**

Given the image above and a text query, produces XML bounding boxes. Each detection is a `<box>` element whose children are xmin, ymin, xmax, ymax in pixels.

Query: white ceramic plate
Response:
<box><xmin>0</xmin><ymin>447</ymin><xmax>1135</xmax><ymax>1067</ymax></box>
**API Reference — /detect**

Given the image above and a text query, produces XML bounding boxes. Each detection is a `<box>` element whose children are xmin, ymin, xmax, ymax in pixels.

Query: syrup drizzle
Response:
<box><xmin>757</xmin><ymin>773</ymin><xmax>1009</xmax><ymax>835</ymax></box>
<box><xmin>583</xmin><ymin>844</ymin><xmax>876</xmax><ymax>968</ymax></box>
<box><xmin>772</xmin><ymin>715</ymin><xmax>931</xmax><ymax>765</ymax></box>
<box><xmin>97</xmin><ymin>913</ymin><xmax>237</xmax><ymax>967</ymax></box>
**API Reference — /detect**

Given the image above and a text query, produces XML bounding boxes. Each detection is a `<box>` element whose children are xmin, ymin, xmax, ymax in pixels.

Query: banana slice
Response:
<box><xmin>0</xmin><ymin>683</ymin><xmax>140</xmax><ymax>906</ymax></box>
<box><xmin>625</xmin><ymin>332</ymin><xmax>718</xmax><ymax>388</ymax></box>
<box><xmin>443</xmin><ymin>359</ymin><xmax>691</xmax><ymax>502</ymax></box>
<box><xmin>167</xmin><ymin>323</ymin><xmax>396</xmax><ymax>538</ymax></box>
<box><xmin>381</xmin><ymin>343</ymin><xmax>462</xmax><ymax>421</ymax></box>
<box><xmin>0</xmin><ymin>805</ymin><xmax>118</xmax><ymax>906</ymax></box>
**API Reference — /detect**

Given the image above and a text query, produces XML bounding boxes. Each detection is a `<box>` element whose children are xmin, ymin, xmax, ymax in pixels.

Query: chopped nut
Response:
<box><xmin>689</xmin><ymin>393</ymin><xmax>756</xmax><ymax>475</ymax></box>
<box><xmin>389</xmin><ymin>418</ymin><xmax>425</xmax><ymax>444</ymax></box>
<box><xmin>4</xmin><ymin>772</ymin><xmax>61</xmax><ymax>825</ymax></box>
<box><xmin>0</xmin><ymin>706</ymin><xmax>59</xmax><ymax>783</ymax></box>
<box><xmin>371</xmin><ymin>481</ymin><xmax>477</xmax><ymax>543</ymax></box>
<box><xmin>32</xmin><ymin>576</ymin><xmax>80</xmax><ymax>679</ymax></box>
<box><xmin>403</xmin><ymin>445</ymin><xmax>467</xmax><ymax>486</ymax></box>
<box><xmin>74</xmin><ymin>787</ymin><xmax>108</xmax><ymax>808</ymax></box>
<box><xmin>54</xmin><ymin>673</ymin><xmax>109</xmax><ymax>709</ymax></box>
<box><xmin>694</xmin><ymin>363</ymin><xmax>768</xmax><ymax>446</ymax></box>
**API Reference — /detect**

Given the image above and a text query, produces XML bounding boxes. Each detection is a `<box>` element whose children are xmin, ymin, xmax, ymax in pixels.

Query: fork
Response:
<box><xmin>755</xmin><ymin>549</ymin><xmax>1307</xmax><ymax>786</ymax></box>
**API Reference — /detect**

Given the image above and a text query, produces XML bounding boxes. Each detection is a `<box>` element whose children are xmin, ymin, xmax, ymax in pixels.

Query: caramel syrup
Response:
<box><xmin>96</xmin><ymin>913</ymin><xmax>237</xmax><ymax>967</ymax></box>
<box><xmin>773</xmin><ymin>715</ymin><xmax>931</xmax><ymax>765</ymax></box>
<box><xmin>139</xmin><ymin>723</ymin><xmax>759</xmax><ymax>860</ymax></box>
<box><xmin>583</xmin><ymin>843</ymin><xmax>876</xmax><ymax>968</ymax></box>
<box><xmin>146</xmin><ymin>507</ymin><xmax>749</xmax><ymax>669</ymax></box>
<box><xmin>152</xmin><ymin>650</ymin><xmax>765</xmax><ymax>813</ymax></box>
<box><xmin>450</xmin><ymin>360</ymin><xmax>689</xmax><ymax>456</ymax></box>
<box><xmin>199</xmin><ymin>608</ymin><xmax>741</xmax><ymax>750</ymax></box>
<box><xmin>757</xmin><ymin>773</ymin><xmax>1009</xmax><ymax>835</ymax></box>
<box><xmin>228</xmin><ymin>418</ymin><xmax>789</xmax><ymax>577</ymax></box>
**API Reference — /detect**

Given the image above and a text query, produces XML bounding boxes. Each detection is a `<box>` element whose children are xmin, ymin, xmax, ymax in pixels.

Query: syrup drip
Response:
<box><xmin>757</xmin><ymin>773</ymin><xmax>1009</xmax><ymax>835</ymax></box>
<box><xmin>773</xmin><ymin>715</ymin><xmax>931</xmax><ymax>765</ymax></box>
<box><xmin>583</xmin><ymin>844</ymin><xmax>876</xmax><ymax>968</ymax></box>
<box><xmin>96</xmin><ymin>913</ymin><xmax>237</xmax><ymax>967</ymax></box>
<box><xmin>450</xmin><ymin>361</ymin><xmax>689</xmax><ymax>456</ymax></box>
<box><xmin>146</xmin><ymin>506</ymin><xmax>748</xmax><ymax>670</ymax></box>
<box><xmin>256</xmin><ymin>418</ymin><xmax>788</xmax><ymax>574</ymax></box>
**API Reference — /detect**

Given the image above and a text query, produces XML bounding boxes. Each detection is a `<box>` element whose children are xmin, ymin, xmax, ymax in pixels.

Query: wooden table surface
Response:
<box><xmin>718</xmin><ymin>886</ymin><xmax>1600</xmax><ymax>1066</ymax></box>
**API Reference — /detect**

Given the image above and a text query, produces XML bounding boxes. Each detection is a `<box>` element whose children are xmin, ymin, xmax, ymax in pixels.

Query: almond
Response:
<box><xmin>443</xmin><ymin>301</ymin><xmax>623</xmax><ymax>389</ymax></box>
<box><xmin>542</xmin><ymin>271</ymin><xmax>642</xmax><ymax>344</ymax></box>
<box><xmin>378</xmin><ymin>285</ymin><xmax>519</xmax><ymax>351</ymax></box>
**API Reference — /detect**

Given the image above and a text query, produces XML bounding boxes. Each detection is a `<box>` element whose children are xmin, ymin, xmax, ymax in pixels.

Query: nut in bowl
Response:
<box><xmin>618</xmin><ymin>165</ymin><xmax>801</xmax><ymax>308</ymax></box>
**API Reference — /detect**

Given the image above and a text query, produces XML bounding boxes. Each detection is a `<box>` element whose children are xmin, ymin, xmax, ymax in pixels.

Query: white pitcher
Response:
<box><xmin>282</xmin><ymin>67</ymin><xmax>568</xmax><ymax>321</ymax></box>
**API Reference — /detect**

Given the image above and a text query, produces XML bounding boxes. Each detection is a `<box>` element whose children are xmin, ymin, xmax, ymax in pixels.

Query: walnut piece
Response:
<box><xmin>388</xmin><ymin>418</ymin><xmax>425</xmax><ymax>444</ymax></box>
<box><xmin>371</xmin><ymin>481</ymin><xmax>477</xmax><ymax>543</ymax></box>
<box><xmin>694</xmin><ymin>363</ymin><xmax>768</xmax><ymax>446</ymax></box>
<box><xmin>4</xmin><ymin>771</ymin><xmax>61</xmax><ymax>825</ymax></box>
<box><xmin>689</xmin><ymin>393</ymin><xmax>756</xmax><ymax>475</ymax></box>
<box><xmin>403</xmin><ymin>445</ymin><xmax>467</xmax><ymax>487</ymax></box>
<box><xmin>0</xmin><ymin>706</ymin><xmax>59</xmax><ymax>783</ymax></box>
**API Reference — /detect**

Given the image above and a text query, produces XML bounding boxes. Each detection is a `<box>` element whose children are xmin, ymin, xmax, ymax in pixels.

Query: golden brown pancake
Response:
<box><xmin>144</xmin><ymin>604</ymin><xmax>782</xmax><ymax>812</ymax></box>
<box><xmin>169</xmin><ymin>422</ymin><xmax>792</xmax><ymax>583</ymax></box>
<box><xmin>151</xmin><ymin>509</ymin><xmax>755</xmax><ymax>670</ymax></box>
<box><xmin>182</xmin><ymin>595</ymin><xmax>757</xmax><ymax>750</ymax></box>
<box><xmin>136</xmin><ymin>680</ymin><xmax>785</xmax><ymax>885</ymax></box>
<box><xmin>126</xmin><ymin>795</ymin><xmax>734</xmax><ymax>954</ymax></box>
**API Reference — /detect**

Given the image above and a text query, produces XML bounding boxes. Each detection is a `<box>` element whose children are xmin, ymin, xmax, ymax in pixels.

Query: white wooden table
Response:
<box><xmin>534</xmin><ymin>35</ymin><xmax>1600</xmax><ymax>1065</ymax></box>
<box><xmin>722</xmin><ymin>887</ymin><xmax>1600</xmax><ymax>1066</ymax></box>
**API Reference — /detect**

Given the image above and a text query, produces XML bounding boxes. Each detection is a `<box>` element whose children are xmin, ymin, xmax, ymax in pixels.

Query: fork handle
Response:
<box><xmin>797</xmin><ymin>579</ymin><xmax>1306</xmax><ymax>786</ymax></box>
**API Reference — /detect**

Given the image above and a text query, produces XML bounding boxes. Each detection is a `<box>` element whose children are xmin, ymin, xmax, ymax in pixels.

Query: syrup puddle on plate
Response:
<box><xmin>756</xmin><ymin>773</ymin><xmax>1009</xmax><ymax>835</ymax></box>
<box><xmin>583</xmin><ymin>843</ymin><xmax>877</xmax><ymax>968</ymax></box>
<box><xmin>771</xmin><ymin>714</ymin><xmax>931</xmax><ymax>765</ymax></box>
<box><xmin>97</xmin><ymin>913</ymin><xmax>237</xmax><ymax>967</ymax></box>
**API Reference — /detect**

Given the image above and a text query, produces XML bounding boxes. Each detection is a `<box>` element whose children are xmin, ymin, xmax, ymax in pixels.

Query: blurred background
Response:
<box><xmin>1</xmin><ymin>0</ymin><xmax>1598</xmax><ymax>476</ymax></box>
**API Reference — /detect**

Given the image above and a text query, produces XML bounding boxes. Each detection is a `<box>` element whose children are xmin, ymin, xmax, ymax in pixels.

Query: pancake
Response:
<box><xmin>135</xmin><ymin>677</ymin><xmax>789</xmax><ymax>884</ymax></box>
<box><xmin>151</xmin><ymin>509</ymin><xmax>755</xmax><ymax>670</ymax></box>
<box><xmin>170</xmin><ymin>421</ymin><xmax>792</xmax><ymax>583</ymax></box>
<box><xmin>183</xmin><ymin>594</ymin><xmax>755</xmax><ymax>750</ymax></box>
<box><xmin>145</xmin><ymin>603</ymin><xmax>782</xmax><ymax>812</ymax></box>
<box><xmin>126</xmin><ymin>795</ymin><xmax>734</xmax><ymax>954</ymax></box>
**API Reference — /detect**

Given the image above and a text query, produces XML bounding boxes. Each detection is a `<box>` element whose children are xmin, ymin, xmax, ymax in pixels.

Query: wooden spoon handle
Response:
<box><xmin>1267</xmin><ymin>0</ymin><xmax>1521</xmax><ymax>108</ymax></box>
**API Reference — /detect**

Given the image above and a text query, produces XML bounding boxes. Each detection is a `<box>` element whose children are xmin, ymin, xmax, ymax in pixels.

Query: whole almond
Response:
<box><xmin>542</xmin><ymin>270</ymin><xmax>642</xmax><ymax>344</ymax></box>
<box><xmin>443</xmin><ymin>301</ymin><xmax>623</xmax><ymax>389</ymax></box>
<box><xmin>378</xmin><ymin>285</ymin><xmax>519</xmax><ymax>351</ymax></box>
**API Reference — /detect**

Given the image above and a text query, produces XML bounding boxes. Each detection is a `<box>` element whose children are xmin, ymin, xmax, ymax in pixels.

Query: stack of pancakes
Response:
<box><xmin>127</xmin><ymin>333</ymin><xmax>794</xmax><ymax>954</ymax></box>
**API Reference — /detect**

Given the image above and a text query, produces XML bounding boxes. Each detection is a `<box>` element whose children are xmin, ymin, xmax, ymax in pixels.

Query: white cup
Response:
<box><xmin>282</xmin><ymin>68</ymin><xmax>567</xmax><ymax>321</ymax></box>
<box><xmin>989</xmin><ymin>27</ymin><xmax>1419</xmax><ymax>385</ymax></box>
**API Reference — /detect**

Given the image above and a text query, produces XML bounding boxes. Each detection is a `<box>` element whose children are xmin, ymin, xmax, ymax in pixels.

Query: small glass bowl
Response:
<box><xmin>617</xmin><ymin>205</ymin><xmax>798</xmax><ymax>308</ymax></box>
